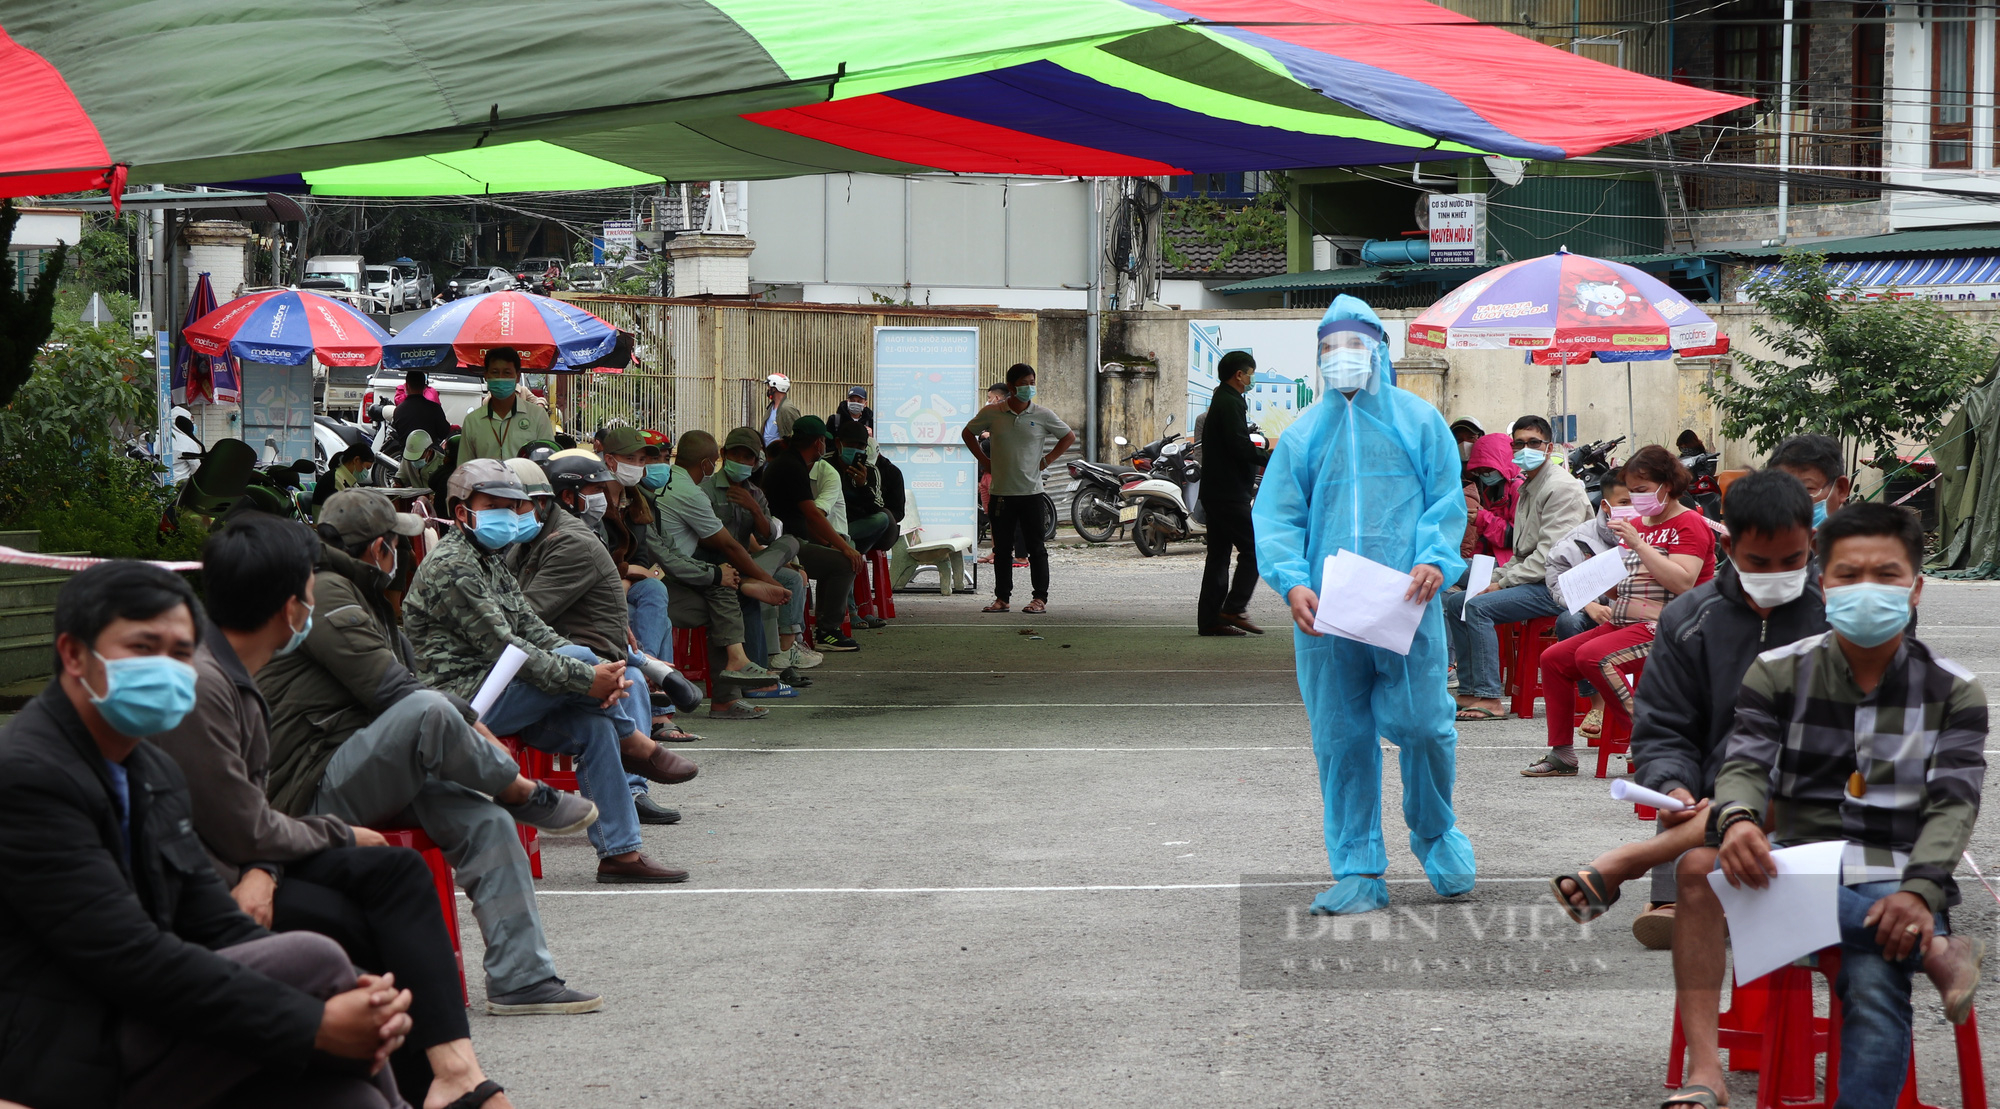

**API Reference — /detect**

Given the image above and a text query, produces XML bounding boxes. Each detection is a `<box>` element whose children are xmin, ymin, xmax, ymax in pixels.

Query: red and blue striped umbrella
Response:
<box><xmin>183</xmin><ymin>288</ymin><xmax>389</xmax><ymax>367</ymax></box>
<box><xmin>1407</xmin><ymin>249</ymin><xmax>1719</xmax><ymax>357</ymax></box>
<box><xmin>382</xmin><ymin>291</ymin><xmax>620</xmax><ymax>372</ymax></box>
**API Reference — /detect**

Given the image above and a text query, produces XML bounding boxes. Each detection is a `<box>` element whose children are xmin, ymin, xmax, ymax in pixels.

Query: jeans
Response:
<box><xmin>753</xmin><ymin>539</ymin><xmax>806</xmax><ymax>636</ymax></box>
<box><xmin>1441</xmin><ymin>581</ymin><xmax>1565</xmax><ymax>699</ymax></box>
<box><xmin>479</xmin><ymin>644</ymin><xmax>642</xmax><ymax>859</ymax></box>
<box><xmin>1833</xmin><ymin>879</ymin><xmax>1941</xmax><ymax>1109</ymax></box>
<box><xmin>1555</xmin><ymin>608</ymin><xmax>1600</xmax><ymax>698</ymax></box>
<box><xmin>309</xmin><ymin>690</ymin><xmax>560</xmax><ymax>994</ymax></box>
<box><xmin>989</xmin><ymin>493</ymin><xmax>1049</xmax><ymax>602</ymax></box>
<box><xmin>627</xmin><ymin>576</ymin><xmax>671</xmax><ymax>663</ymax></box>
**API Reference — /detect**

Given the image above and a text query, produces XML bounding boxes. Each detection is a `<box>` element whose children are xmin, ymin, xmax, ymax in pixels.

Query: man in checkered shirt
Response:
<box><xmin>1683</xmin><ymin>502</ymin><xmax>1986</xmax><ymax>1109</ymax></box>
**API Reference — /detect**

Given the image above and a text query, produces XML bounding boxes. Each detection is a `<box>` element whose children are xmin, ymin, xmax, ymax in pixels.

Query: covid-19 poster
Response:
<box><xmin>874</xmin><ymin>326</ymin><xmax>979</xmax><ymax>547</ymax></box>
<box><xmin>1187</xmin><ymin>318</ymin><xmax>1405</xmax><ymax>442</ymax></box>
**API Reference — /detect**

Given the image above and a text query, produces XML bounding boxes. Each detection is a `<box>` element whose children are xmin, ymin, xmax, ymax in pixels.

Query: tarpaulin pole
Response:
<box><xmin>1086</xmin><ymin>176</ymin><xmax>1102</xmax><ymax>461</ymax></box>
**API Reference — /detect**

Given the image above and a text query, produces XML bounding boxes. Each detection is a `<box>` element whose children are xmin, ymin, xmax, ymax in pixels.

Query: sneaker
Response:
<box><xmin>486</xmin><ymin>976</ymin><xmax>604</xmax><ymax>1015</ymax></box>
<box><xmin>718</xmin><ymin>660</ymin><xmax>777</xmax><ymax>683</ymax></box>
<box><xmin>816</xmin><ymin>631</ymin><xmax>860</xmax><ymax>652</ymax></box>
<box><xmin>633</xmin><ymin>793</ymin><xmax>681</xmax><ymax>825</ymax></box>
<box><xmin>500</xmin><ymin>783</ymin><xmax>598</xmax><ymax>835</ymax></box>
<box><xmin>788</xmin><ymin>644</ymin><xmax>824</xmax><ymax>670</ymax></box>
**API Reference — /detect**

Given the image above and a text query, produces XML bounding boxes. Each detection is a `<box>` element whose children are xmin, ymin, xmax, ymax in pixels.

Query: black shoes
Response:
<box><xmin>634</xmin><ymin>793</ymin><xmax>682</xmax><ymax>825</ymax></box>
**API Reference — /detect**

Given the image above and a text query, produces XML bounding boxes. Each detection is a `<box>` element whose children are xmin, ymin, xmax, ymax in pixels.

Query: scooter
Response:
<box><xmin>1067</xmin><ymin>449</ymin><xmax>1148</xmax><ymax>544</ymax></box>
<box><xmin>1680</xmin><ymin>449</ymin><xmax>1721</xmax><ymax>517</ymax></box>
<box><xmin>1568</xmin><ymin>436</ymin><xmax>1625</xmax><ymax>511</ymax></box>
<box><xmin>1122</xmin><ymin>434</ymin><xmax>1204</xmax><ymax>557</ymax></box>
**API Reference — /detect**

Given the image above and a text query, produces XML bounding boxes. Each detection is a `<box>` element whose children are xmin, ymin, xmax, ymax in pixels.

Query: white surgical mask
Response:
<box><xmin>613</xmin><ymin>461</ymin><xmax>643</xmax><ymax>488</ymax></box>
<box><xmin>847</xmin><ymin>400</ymin><xmax>864</xmax><ymax>416</ymax></box>
<box><xmin>580</xmin><ymin>492</ymin><xmax>608</xmax><ymax>524</ymax></box>
<box><xmin>1736</xmin><ymin>565</ymin><xmax>1808</xmax><ymax>609</ymax></box>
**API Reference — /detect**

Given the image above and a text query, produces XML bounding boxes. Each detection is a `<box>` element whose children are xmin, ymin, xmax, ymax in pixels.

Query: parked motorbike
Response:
<box><xmin>1067</xmin><ymin>449</ymin><xmax>1146</xmax><ymax>544</ymax></box>
<box><xmin>1680</xmin><ymin>449</ymin><xmax>1721</xmax><ymax>518</ymax></box>
<box><xmin>1568</xmin><ymin>436</ymin><xmax>1625</xmax><ymax>511</ymax></box>
<box><xmin>1123</xmin><ymin>434</ymin><xmax>1204</xmax><ymax>557</ymax></box>
<box><xmin>172</xmin><ymin>437</ymin><xmax>317</xmax><ymax>523</ymax></box>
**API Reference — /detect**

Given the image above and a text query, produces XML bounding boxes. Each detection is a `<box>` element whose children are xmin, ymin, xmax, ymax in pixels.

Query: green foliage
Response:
<box><xmin>1160</xmin><ymin>184</ymin><xmax>1286</xmax><ymax>272</ymax></box>
<box><xmin>0</xmin><ymin>322</ymin><xmax>201</xmax><ymax>560</ymax></box>
<box><xmin>0</xmin><ymin>200</ymin><xmax>70</xmax><ymax>408</ymax></box>
<box><xmin>609</xmin><ymin>255</ymin><xmax>670</xmax><ymax>296</ymax></box>
<box><xmin>1710</xmin><ymin>253</ymin><xmax>1996</xmax><ymax>468</ymax></box>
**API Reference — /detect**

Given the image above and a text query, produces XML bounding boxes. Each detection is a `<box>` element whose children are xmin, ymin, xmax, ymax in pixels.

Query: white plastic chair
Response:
<box><xmin>890</xmin><ymin>496</ymin><xmax>974</xmax><ymax>594</ymax></box>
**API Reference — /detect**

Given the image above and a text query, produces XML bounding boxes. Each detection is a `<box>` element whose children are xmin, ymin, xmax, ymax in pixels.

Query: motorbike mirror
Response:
<box><xmin>1113</xmin><ymin>436</ymin><xmax>1129</xmax><ymax>447</ymax></box>
<box><xmin>1164</xmin><ymin>413</ymin><xmax>1176</xmax><ymax>428</ymax></box>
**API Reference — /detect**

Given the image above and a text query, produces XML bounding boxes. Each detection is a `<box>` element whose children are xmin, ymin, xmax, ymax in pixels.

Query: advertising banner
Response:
<box><xmin>874</xmin><ymin>326</ymin><xmax>980</xmax><ymax>546</ymax></box>
<box><xmin>1187</xmin><ymin>318</ymin><xmax>1405</xmax><ymax>441</ymax></box>
<box><xmin>1427</xmin><ymin>194</ymin><xmax>1487</xmax><ymax>266</ymax></box>
<box><xmin>238</xmin><ymin>361</ymin><xmax>317</xmax><ymax>467</ymax></box>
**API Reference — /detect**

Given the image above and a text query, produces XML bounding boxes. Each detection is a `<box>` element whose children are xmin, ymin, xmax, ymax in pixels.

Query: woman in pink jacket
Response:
<box><xmin>1461</xmin><ymin>432</ymin><xmax>1522</xmax><ymax>567</ymax></box>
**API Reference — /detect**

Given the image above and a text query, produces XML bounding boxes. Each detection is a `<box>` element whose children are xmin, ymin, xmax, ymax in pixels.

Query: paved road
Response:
<box><xmin>465</xmin><ymin>541</ymin><xmax>2000</xmax><ymax>1107</ymax></box>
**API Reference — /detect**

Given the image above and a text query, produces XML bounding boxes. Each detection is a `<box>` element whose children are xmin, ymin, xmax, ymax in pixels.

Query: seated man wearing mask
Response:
<box><xmin>403</xmin><ymin>460</ymin><xmax>694</xmax><ymax>888</ymax></box>
<box><xmin>397</xmin><ymin>429</ymin><xmax>442</xmax><ymax>490</ymax></box>
<box><xmin>1253</xmin><ymin>295</ymin><xmax>1472</xmax><ymax>916</ymax></box>
<box><xmin>759</xmin><ymin>417</ymin><xmax>865</xmax><ymax>652</ymax></box>
<box><xmin>1444</xmin><ymin>414</ymin><xmax>1590</xmax><ymax>721</ymax></box>
<box><xmin>511</xmin><ymin>455</ymin><xmax>703</xmax><ymax>825</ymax></box>
<box><xmin>703</xmin><ymin>427</ymin><xmax>813</xmax><ymax>684</ymax></box>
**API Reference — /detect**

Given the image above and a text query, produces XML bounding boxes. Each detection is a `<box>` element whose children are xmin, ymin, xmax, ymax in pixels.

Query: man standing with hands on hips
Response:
<box><xmin>962</xmin><ymin>363</ymin><xmax>1075</xmax><ymax>615</ymax></box>
<box><xmin>1253</xmin><ymin>295</ymin><xmax>1474</xmax><ymax>916</ymax></box>
<box><xmin>1197</xmin><ymin>350</ymin><xmax>1269</xmax><ymax>637</ymax></box>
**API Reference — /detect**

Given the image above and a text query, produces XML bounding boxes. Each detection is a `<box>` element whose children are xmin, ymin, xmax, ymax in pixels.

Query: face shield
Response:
<box><xmin>1316</xmin><ymin>324</ymin><xmax>1384</xmax><ymax>395</ymax></box>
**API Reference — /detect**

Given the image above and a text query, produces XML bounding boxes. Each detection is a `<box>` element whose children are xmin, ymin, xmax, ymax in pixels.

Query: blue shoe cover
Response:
<box><xmin>1308</xmin><ymin>875</ymin><xmax>1389</xmax><ymax>915</ymax></box>
<box><xmin>1410</xmin><ymin>826</ymin><xmax>1476</xmax><ymax>897</ymax></box>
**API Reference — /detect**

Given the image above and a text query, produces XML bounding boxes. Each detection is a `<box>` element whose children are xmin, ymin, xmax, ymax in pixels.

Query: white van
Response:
<box><xmin>303</xmin><ymin>254</ymin><xmax>365</xmax><ymax>293</ymax></box>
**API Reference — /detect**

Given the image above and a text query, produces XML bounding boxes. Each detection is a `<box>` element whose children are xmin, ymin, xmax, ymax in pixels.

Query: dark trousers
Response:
<box><xmin>118</xmin><ymin>932</ymin><xmax>408</xmax><ymax>1109</ymax></box>
<box><xmin>1197</xmin><ymin>499</ymin><xmax>1258</xmax><ymax>629</ymax></box>
<box><xmin>990</xmin><ymin>494</ymin><xmax>1049</xmax><ymax>602</ymax></box>
<box><xmin>272</xmin><ymin>847</ymin><xmax>469</xmax><ymax>1103</ymax></box>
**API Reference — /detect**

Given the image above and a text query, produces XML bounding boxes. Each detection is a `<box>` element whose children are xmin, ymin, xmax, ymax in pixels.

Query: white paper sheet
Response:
<box><xmin>1705</xmin><ymin>839</ymin><xmax>1846</xmax><ymax>984</ymax></box>
<box><xmin>1460</xmin><ymin>554</ymin><xmax>1496</xmax><ymax>619</ymax></box>
<box><xmin>470</xmin><ymin>644</ymin><xmax>531</xmax><ymax>718</ymax></box>
<box><xmin>1556</xmin><ymin>547</ymin><xmax>1630</xmax><ymax>614</ymax></box>
<box><xmin>1312</xmin><ymin>551</ymin><xmax>1426</xmax><ymax>656</ymax></box>
<box><xmin>1610</xmin><ymin>778</ymin><xmax>1689</xmax><ymax>811</ymax></box>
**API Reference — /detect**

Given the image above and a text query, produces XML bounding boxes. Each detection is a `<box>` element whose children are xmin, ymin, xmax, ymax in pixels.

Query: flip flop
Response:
<box><xmin>1580</xmin><ymin>707</ymin><xmax>1605</xmax><ymax>738</ymax></box>
<box><xmin>1661</xmin><ymin>1085</ymin><xmax>1723</xmax><ymax>1109</ymax></box>
<box><xmin>1455</xmin><ymin>706</ymin><xmax>1508</xmax><ymax>722</ymax></box>
<box><xmin>439</xmin><ymin>1080</ymin><xmax>506</xmax><ymax>1109</ymax></box>
<box><xmin>1550</xmin><ymin>865</ymin><xmax>1621</xmax><ymax>924</ymax></box>
<box><xmin>744</xmin><ymin>683</ymin><xmax>798</xmax><ymax>699</ymax></box>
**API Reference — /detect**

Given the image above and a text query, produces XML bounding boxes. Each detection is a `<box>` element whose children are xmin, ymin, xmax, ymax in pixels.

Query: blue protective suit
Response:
<box><xmin>1252</xmin><ymin>296</ymin><xmax>1474</xmax><ymax>914</ymax></box>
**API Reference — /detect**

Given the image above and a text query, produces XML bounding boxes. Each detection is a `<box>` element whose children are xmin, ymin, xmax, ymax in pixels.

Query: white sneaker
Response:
<box><xmin>789</xmin><ymin>644</ymin><xmax>824</xmax><ymax>670</ymax></box>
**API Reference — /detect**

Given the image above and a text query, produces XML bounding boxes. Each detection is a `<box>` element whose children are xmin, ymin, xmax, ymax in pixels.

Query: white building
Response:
<box><xmin>1887</xmin><ymin>4</ymin><xmax>2000</xmax><ymax>228</ymax></box>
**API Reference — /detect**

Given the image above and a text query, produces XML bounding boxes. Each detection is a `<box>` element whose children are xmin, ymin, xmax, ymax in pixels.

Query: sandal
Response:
<box><xmin>653</xmin><ymin>725</ymin><xmax>705</xmax><ymax>743</ymax></box>
<box><xmin>1580</xmin><ymin>707</ymin><xmax>1604</xmax><ymax>738</ymax></box>
<box><xmin>440</xmin><ymin>1080</ymin><xmax>506</xmax><ymax>1109</ymax></box>
<box><xmin>1022</xmin><ymin>599</ymin><xmax>1047</xmax><ymax>614</ymax></box>
<box><xmin>1455</xmin><ymin>706</ymin><xmax>1507</xmax><ymax>722</ymax></box>
<box><xmin>1661</xmin><ymin>1085</ymin><xmax>1723</xmax><ymax>1109</ymax></box>
<box><xmin>982</xmin><ymin>600</ymin><xmax>1010</xmax><ymax>613</ymax></box>
<box><xmin>1521</xmin><ymin>756</ymin><xmax>1578</xmax><ymax>777</ymax></box>
<box><xmin>1549</xmin><ymin>865</ymin><xmax>1620</xmax><ymax>924</ymax></box>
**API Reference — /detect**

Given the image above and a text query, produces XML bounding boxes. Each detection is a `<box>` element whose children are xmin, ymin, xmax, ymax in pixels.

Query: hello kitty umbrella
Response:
<box><xmin>1406</xmin><ymin>248</ymin><xmax>1718</xmax><ymax>356</ymax></box>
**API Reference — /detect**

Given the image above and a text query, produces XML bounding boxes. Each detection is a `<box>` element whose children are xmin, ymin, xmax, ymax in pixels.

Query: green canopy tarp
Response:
<box><xmin>1929</xmin><ymin>364</ymin><xmax>2000</xmax><ymax>577</ymax></box>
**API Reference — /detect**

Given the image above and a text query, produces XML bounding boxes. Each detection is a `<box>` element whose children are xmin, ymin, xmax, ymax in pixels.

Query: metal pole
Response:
<box><xmin>1776</xmin><ymin>0</ymin><xmax>1794</xmax><ymax>242</ymax></box>
<box><xmin>1085</xmin><ymin>176</ymin><xmax>1102</xmax><ymax>461</ymax></box>
<box><xmin>1626</xmin><ymin>363</ymin><xmax>1637</xmax><ymax>450</ymax></box>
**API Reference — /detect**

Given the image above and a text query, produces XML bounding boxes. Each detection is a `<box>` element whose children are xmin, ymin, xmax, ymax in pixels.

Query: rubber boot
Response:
<box><xmin>1309</xmin><ymin>875</ymin><xmax>1389</xmax><ymax>916</ymax></box>
<box><xmin>1410</xmin><ymin>826</ymin><xmax>1476</xmax><ymax>897</ymax></box>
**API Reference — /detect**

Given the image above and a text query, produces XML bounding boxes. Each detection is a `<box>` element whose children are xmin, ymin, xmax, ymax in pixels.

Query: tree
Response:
<box><xmin>1159</xmin><ymin>181</ymin><xmax>1286</xmax><ymax>273</ymax></box>
<box><xmin>0</xmin><ymin>200</ymin><xmax>70</xmax><ymax>407</ymax></box>
<box><xmin>1710</xmin><ymin>252</ymin><xmax>1996</xmax><ymax>471</ymax></box>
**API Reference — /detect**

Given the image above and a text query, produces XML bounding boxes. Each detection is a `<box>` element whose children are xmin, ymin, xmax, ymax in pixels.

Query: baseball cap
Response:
<box><xmin>321</xmin><ymin>489</ymin><xmax>423</xmax><ymax>547</ymax></box>
<box><xmin>446</xmin><ymin>457</ymin><xmax>531</xmax><ymax>505</ymax></box>
<box><xmin>848</xmin><ymin>386</ymin><xmax>868</xmax><ymax>399</ymax></box>
<box><xmin>402</xmin><ymin>429</ymin><xmax>433</xmax><ymax>462</ymax></box>
<box><xmin>790</xmin><ymin>415</ymin><xmax>827</xmax><ymax>443</ymax></box>
<box><xmin>836</xmin><ymin>420</ymin><xmax>869</xmax><ymax>445</ymax></box>
<box><xmin>722</xmin><ymin>427</ymin><xmax>764</xmax><ymax>458</ymax></box>
<box><xmin>598</xmin><ymin>425</ymin><xmax>643</xmax><ymax>456</ymax></box>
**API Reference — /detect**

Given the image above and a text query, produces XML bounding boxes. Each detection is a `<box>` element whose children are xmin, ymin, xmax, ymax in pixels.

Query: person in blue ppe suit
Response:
<box><xmin>1252</xmin><ymin>295</ymin><xmax>1476</xmax><ymax>915</ymax></box>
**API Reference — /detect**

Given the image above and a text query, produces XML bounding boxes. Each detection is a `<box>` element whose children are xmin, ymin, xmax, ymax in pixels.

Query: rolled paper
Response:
<box><xmin>1610</xmin><ymin>777</ymin><xmax>1689</xmax><ymax>811</ymax></box>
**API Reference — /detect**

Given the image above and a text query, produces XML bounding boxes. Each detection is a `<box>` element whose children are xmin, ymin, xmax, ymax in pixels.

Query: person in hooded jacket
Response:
<box><xmin>1460</xmin><ymin>431</ymin><xmax>1521</xmax><ymax>567</ymax></box>
<box><xmin>1252</xmin><ymin>295</ymin><xmax>1474</xmax><ymax>916</ymax></box>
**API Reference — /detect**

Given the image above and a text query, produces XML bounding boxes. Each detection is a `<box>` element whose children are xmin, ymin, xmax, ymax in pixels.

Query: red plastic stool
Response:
<box><xmin>378</xmin><ymin>827</ymin><xmax>468</xmax><ymax>1006</ymax></box>
<box><xmin>1595</xmin><ymin>661</ymin><xmax>1645</xmax><ymax>778</ymax></box>
<box><xmin>671</xmin><ymin>626</ymin><xmax>711</xmax><ymax>687</ymax></box>
<box><xmin>1506</xmin><ymin>614</ymin><xmax>1560</xmax><ymax>719</ymax></box>
<box><xmin>869</xmin><ymin>549</ymin><xmax>896</xmax><ymax>618</ymax></box>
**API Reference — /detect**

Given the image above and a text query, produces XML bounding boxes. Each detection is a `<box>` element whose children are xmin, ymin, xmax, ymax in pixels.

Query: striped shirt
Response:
<box><xmin>1711</xmin><ymin>631</ymin><xmax>1986</xmax><ymax>912</ymax></box>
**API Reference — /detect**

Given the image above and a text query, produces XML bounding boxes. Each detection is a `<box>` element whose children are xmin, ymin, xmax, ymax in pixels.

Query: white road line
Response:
<box><xmin>832</xmin><ymin>669</ymin><xmax>1299</xmax><ymax>675</ymax></box>
<box><xmin>753</xmin><ymin>702</ymin><xmax>1304</xmax><ymax>709</ymax></box>
<box><xmin>517</xmin><ymin>878</ymin><xmax>1549</xmax><ymax>897</ymax></box>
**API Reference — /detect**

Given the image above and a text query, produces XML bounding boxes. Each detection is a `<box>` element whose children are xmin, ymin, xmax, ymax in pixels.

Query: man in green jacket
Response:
<box><xmin>259</xmin><ymin>489</ymin><xmax>601</xmax><ymax>1016</ymax></box>
<box><xmin>456</xmin><ymin>348</ymin><xmax>553</xmax><ymax>465</ymax></box>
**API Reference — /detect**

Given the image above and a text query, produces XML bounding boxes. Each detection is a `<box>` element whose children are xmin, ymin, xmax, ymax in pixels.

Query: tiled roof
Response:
<box><xmin>1161</xmin><ymin>229</ymin><xmax>1288</xmax><ymax>278</ymax></box>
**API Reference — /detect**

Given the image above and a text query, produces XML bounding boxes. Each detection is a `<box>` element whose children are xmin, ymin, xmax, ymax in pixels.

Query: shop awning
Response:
<box><xmin>1736</xmin><ymin>254</ymin><xmax>2000</xmax><ymax>302</ymax></box>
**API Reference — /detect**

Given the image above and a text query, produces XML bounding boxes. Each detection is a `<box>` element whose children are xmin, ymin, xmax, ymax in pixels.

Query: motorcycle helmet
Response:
<box><xmin>544</xmin><ymin>452</ymin><xmax>616</xmax><ymax>497</ymax></box>
<box><xmin>764</xmin><ymin>373</ymin><xmax>791</xmax><ymax>394</ymax></box>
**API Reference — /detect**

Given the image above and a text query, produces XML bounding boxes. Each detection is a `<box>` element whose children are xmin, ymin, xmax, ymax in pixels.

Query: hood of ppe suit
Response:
<box><xmin>1252</xmin><ymin>298</ymin><xmax>1467</xmax><ymax>601</ymax></box>
<box><xmin>1314</xmin><ymin>295</ymin><xmax>1398</xmax><ymax>392</ymax></box>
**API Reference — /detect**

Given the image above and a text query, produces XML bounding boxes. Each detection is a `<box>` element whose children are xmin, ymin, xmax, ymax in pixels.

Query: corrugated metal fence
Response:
<box><xmin>555</xmin><ymin>296</ymin><xmax>1039</xmax><ymax>439</ymax></box>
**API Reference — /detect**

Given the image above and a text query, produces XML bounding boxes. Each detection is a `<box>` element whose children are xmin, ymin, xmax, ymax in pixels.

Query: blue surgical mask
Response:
<box><xmin>486</xmin><ymin>377</ymin><xmax>517</xmax><ymax>399</ymax></box>
<box><xmin>1812</xmin><ymin>499</ymin><xmax>1829</xmax><ymax>528</ymax></box>
<box><xmin>469</xmin><ymin>507</ymin><xmax>518</xmax><ymax>549</ymax></box>
<box><xmin>839</xmin><ymin>446</ymin><xmax>861</xmax><ymax>465</ymax></box>
<box><xmin>1513</xmin><ymin>448</ymin><xmax>1548</xmax><ymax>471</ymax></box>
<box><xmin>721</xmin><ymin>459</ymin><xmax>754</xmax><ymax>483</ymax></box>
<box><xmin>1319</xmin><ymin>347</ymin><xmax>1374</xmax><ymax>393</ymax></box>
<box><xmin>1014</xmin><ymin>385</ymin><xmax>1035</xmax><ymax>401</ymax></box>
<box><xmin>1475</xmin><ymin>470</ymin><xmax>1502</xmax><ymax>487</ymax></box>
<box><xmin>86</xmin><ymin>652</ymin><xmax>198</xmax><ymax>736</ymax></box>
<box><xmin>642</xmin><ymin>463</ymin><xmax>671</xmax><ymax>490</ymax></box>
<box><xmin>513</xmin><ymin>507</ymin><xmax>543</xmax><ymax>544</ymax></box>
<box><xmin>1823</xmin><ymin>582</ymin><xmax>1913</xmax><ymax>648</ymax></box>
<box><xmin>274</xmin><ymin>603</ymin><xmax>313</xmax><ymax>658</ymax></box>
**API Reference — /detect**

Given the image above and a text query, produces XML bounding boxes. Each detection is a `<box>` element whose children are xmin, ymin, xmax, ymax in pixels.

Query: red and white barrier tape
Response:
<box><xmin>0</xmin><ymin>545</ymin><xmax>201</xmax><ymax>573</ymax></box>
<box><xmin>1890</xmin><ymin>472</ymin><xmax>1941</xmax><ymax>507</ymax></box>
<box><xmin>1963</xmin><ymin>851</ymin><xmax>2000</xmax><ymax>909</ymax></box>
